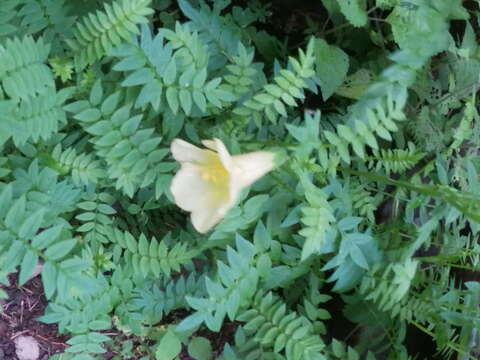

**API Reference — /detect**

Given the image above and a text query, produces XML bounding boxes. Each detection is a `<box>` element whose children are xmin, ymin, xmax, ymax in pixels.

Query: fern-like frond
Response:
<box><xmin>299</xmin><ymin>176</ymin><xmax>335</xmax><ymax>260</ymax></box>
<box><xmin>0</xmin><ymin>0</ymin><xmax>19</xmax><ymax>37</ymax></box>
<box><xmin>126</xmin><ymin>272</ymin><xmax>205</xmax><ymax>326</ymax></box>
<box><xmin>39</xmin><ymin>274</ymin><xmax>120</xmax><ymax>357</ymax></box>
<box><xmin>234</xmin><ymin>37</ymin><xmax>316</xmax><ymax>125</ymax></box>
<box><xmin>75</xmin><ymin>192</ymin><xmax>116</xmax><ymax>249</ymax></box>
<box><xmin>161</xmin><ymin>22</ymin><xmax>209</xmax><ymax>71</ymax></box>
<box><xmin>0</xmin><ymin>35</ymin><xmax>53</xmax><ymax>100</ymax></box>
<box><xmin>219</xmin><ymin>326</ymin><xmax>286</xmax><ymax>360</ymax></box>
<box><xmin>237</xmin><ymin>291</ymin><xmax>326</xmax><ymax>360</ymax></box>
<box><xmin>49</xmin><ymin>144</ymin><xmax>105</xmax><ymax>186</ymax></box>
<box><xmin>367</xmin><ymin>142</ymin><xmax>424</xmax><ymax>175</ymax></box>
<box><xmin>177</xmin><ymin>235</ymin><xmax>260</xmax><ymax>332</ymax></box>
<box><xmin>178</xmin><ymin>0</ymin><xmax>242</xmax><ymax>70</ymax></box>
<box><xmin>66</xmin><ymin>0</ymin><xmax>154</xmax><ymax>70</ymax></box>
<box><xmin>323</xmin><ymin>82</ymin><xmax>407</xmax><ymax>163</ymax></box>
<box><xmin>103</xmin><ymin>226</ymin><xmax>198</xmax><ymax>278</ymax></box>
<box><xmin>49</xmin><ymin>57</ymin><xmax>74</xmax><ymax>82</ymax></box>
<box><xmin>350</xmin><ymin>181</ymin><xmax>376</xmax><ymax>223</ymax></box>
<box><xmin>0</xmin><ymin>88</ymin><xmax>69</xmax><ymax>146</ymax></box>
<box><xmin>112</xmin><ymin>24</ymin><xmax>234</xmax><ymax>114</ymax></box>
<box><xmin>10</xmin><ymin>160</ymin><xmax>81</xmax><ymax>224</ymax></box>
<box><xmin>320</xmin><ymin>1</ymin><xmax>461</xmax><ymax>164</ymax></box>
<box><xmin>65</xmin><ymin>81</ymin><xmax>172</xmax><ymax>197</ymax></box>
<box><xmin>0</xmin><ymin>181</ymin><xmax>93</xmax><ymax>301</ymax></box>
<box><xmin>17</xmin><ymin>0</ymin><xmax>75</xmax><ymax>44</ymax></box>
<box><xmin>359</xmin><ymin>259</ymin><xmax>418</xmax><ymax>313</ymax></box>
<box><xmin>222</xmin><ymin>43</ymin><xmax>262</xmax><ymax>99</ymax></box>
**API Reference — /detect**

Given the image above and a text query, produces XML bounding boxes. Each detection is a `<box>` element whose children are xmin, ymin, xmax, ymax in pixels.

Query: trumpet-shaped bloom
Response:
<box><xmin>170</xmin><ymin>138</ymin><xmax>275</xmax><ymax>233</ymax></box>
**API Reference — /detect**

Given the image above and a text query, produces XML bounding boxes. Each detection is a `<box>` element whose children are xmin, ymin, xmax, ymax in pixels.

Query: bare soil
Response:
<box><xmin>0</xmin><ymin>275</ymin><xmax>68</xmax><ymax>360</ymax></box>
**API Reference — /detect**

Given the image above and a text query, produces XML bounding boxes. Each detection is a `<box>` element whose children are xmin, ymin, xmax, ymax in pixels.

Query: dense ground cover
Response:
<box><xmin>1</xmin><ymin>0</ymin><xmax>480</xmax><ymax>359</ymax></box>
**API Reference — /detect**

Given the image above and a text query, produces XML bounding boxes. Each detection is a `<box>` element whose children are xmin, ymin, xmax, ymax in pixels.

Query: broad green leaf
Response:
<box><xmin>188</xmin><ymin>337</ymin><xmax>213</xmax><ymax>360</ymax></box>
<box><xmin>156</xmin><ymin>330</ymin><xmax>182</xmax><ymax>360</ymax></box>
<box><xmin>122</xmin><ymin>68</ymin><xmax>153</xmax><ymax>87</ymax></box>
<box><xmin>192</xmin><ymin>90</ymin><xmax>207</xmax><ymax>112</ymax></box>
<box><xmin>18</xmin><ymin>208</ymin><xmax>45</xmax><ymax>239</ymax></box>
<box><xmin>166</xmin><ymin>87</ymin><xmax>179</xmax><ymax>114</ymax></box>
<box><xmin>5</xmin><ymin>196</ymin><xmax>26</xmax><ymax>229</ymax></box>
<box><xmin>75</xmin><ymin>109</ymin><xmax>102</xmax><ymax>123</ymax></box>
<box><xmin>44</xmin><ymin>239</ymin><xmax>77</xmax><ymax>260</ymax></box>
<box><xmin>163</xmin><ymin>60</ymin><xmax>177</xmax><ymax>85</ymax></box>
<box><xmin>314</xmin><ymin>39</ymin><xmax>349</xmax><ymax>100</ymax></box>
<box><xmin>179</xmin><ymin>89</ymin><xmax>192</xmax><ymax>115</ymax></box>
<box><xmin>337</xmin><ymin>0</ymin><xmax>367</xmax><ymax>27</ymax></box>
<box><xmin>335</xmin><ymin>69</ymin><xmax>373</xmax><ymax>100</ymax></box>
<box><xmin>19</xmin><ymin>251</ymin><xmax>39</xmax><ymax>285</ymax></box>
<box><xmin>42</xmin><ymin>261</ymin><xmax>57</xmax><ymax>299</ymax></box>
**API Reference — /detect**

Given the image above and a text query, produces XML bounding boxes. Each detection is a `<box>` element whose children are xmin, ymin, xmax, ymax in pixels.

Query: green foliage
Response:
<box><xmin>233</xmin><ymin>38</ymin><xmax>316</xmax><ymax>125</ymax></box>
<box><xmin>337</xmin><ymin>0</ymin><xmax>367</xmax><ymax>27</ymax></box>
<box><xmin>17</xmin><ymin>0</ymin><xmax>75</xmax><ymax>47</ymax></box>
<box><xmin>178</xmin><ymin>234</ymin><xmax>260</xmax><ymax>332</ymax></box>
<box><xmin>0</xmin><ymin>35</ymin><xmax>53</xmax><ymax>100</ymax></box>
<box><xmin>65</xmin><ymin>80</ymin><xmax>172</xmax><ymax>197</ymax></box>
<box><xmin>1</xmin><ymin>0</ymin><xmax>480</xmax><ymax>359</ymax></box>
<box><xmin>66</xmin><ymin>0</ymin><xmax>154</xmax><ymax>70</ymax></box>
<box><xmin>313</xmin><ymin>38</ymin><xmax>349</xmax><ymax>101</ymax></box>
<box><xmin>237</xmin><ymin>291</ymin><xmax>326</xmax><ymax>360</ymax></box>
<box><xmin>106</xmin><ymin>227</ymin><xmax>199</xmax><ymax>278</ymax></box>
<box><xmin>298</xmin><ymin>176</ymin><xmax>336</xmax><ymax>260</ymax></box>
<box><xmin>111</xmin><ymin>23</ymin><xmax>234</xmax><ymax>115</ymax></box>
<box><xmin>367</xmin><ymin>142</ymin><xmax>424</xmax><ymax>175</ymax></box>
<box><xmin>49</xmin><ymin>144</ymin><xmax>106</xmax><ymax>186</ymax></box>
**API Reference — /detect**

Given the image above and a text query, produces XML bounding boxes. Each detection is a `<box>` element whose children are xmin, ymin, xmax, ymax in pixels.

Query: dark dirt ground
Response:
<box><xmin>0</xmin><ymin>275</ymin><xmax>68</xmax><ymax>360</ymax></box>
<box><xmin>0</xmin><ymin>274</ymin><xmax>238</xmax><ymax>360</ymax></box>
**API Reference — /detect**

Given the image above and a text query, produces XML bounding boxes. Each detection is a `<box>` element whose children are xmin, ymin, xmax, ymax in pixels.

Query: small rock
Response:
<box><xmin>14</xmin><ymin>336</ymin><xmax>40</xmax><ymax>360</ymax></box>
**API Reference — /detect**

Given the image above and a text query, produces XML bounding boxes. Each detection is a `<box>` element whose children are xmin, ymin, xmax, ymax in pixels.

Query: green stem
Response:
<box><xmin>417</xmin><ymin>257</ymin><xmax>479</xmax><ymax>271</ymax></box>
<box><xmin>339</xmin><ymin>167</ymin><xmax>480</xmax><ymax>223</ymax></box>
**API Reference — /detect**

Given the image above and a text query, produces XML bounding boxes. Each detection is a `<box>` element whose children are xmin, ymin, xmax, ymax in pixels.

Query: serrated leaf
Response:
<box><xmin>337</xmin><ymin>0</ymin><xmax>367</xmax><ymax>27</ymax></box>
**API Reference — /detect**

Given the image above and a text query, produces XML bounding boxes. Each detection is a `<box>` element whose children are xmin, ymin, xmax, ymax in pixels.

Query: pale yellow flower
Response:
<box><xmin>170</xmin><ymin>138</ymin><xmax>275</xmax><ymax>233</ymax></box>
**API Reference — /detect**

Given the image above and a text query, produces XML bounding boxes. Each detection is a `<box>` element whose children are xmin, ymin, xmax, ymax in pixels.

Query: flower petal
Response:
<box><xmin>171</xmin><ymin>138</ymin><xmax>211</xmax><ymax>164</ymax></box>
<box><xmin>170</xmin><ymin>164</ymin><xmax>207</xmax><ymax>211</ymax></box>
<box><xmin>170</xmin><ymin>163</ymin><xmax>235</xmax><ymax>233</ymax></box>
<box><xmin>170</xmin><ymin>138</ymin><xmax>275</xmax><ymax>234</ymax></box>
<box><xmin>202</xmin><ymin>138</ymin><xmax>235</xmax><ymax>172</ymax></box>
<box><xmin>190</xmin><ymin>202</ymin><xmax>231</xmax><ymax>233</ymax></box>
<box><xmin>231</xmin><ymin>151</ymin><xmax>275</xmax><ymax>188</ymax></box>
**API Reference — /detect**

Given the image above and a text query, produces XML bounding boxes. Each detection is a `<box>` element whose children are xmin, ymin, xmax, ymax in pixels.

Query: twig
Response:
<box><xmin>10</xmin><ymin>330</ymin><xmax>29</xmax><ymax>340</ymax></box>
<box><xmin>35</xmin><ymin>334</ymin><xmax>68</xmax><ymax>347</ymax></box>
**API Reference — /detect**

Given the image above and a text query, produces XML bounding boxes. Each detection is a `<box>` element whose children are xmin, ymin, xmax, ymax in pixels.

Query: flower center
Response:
<box><xmin>200</xmin><ymin>154</ymin><xmax>229</xmax><ymax>184</ymax></box>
